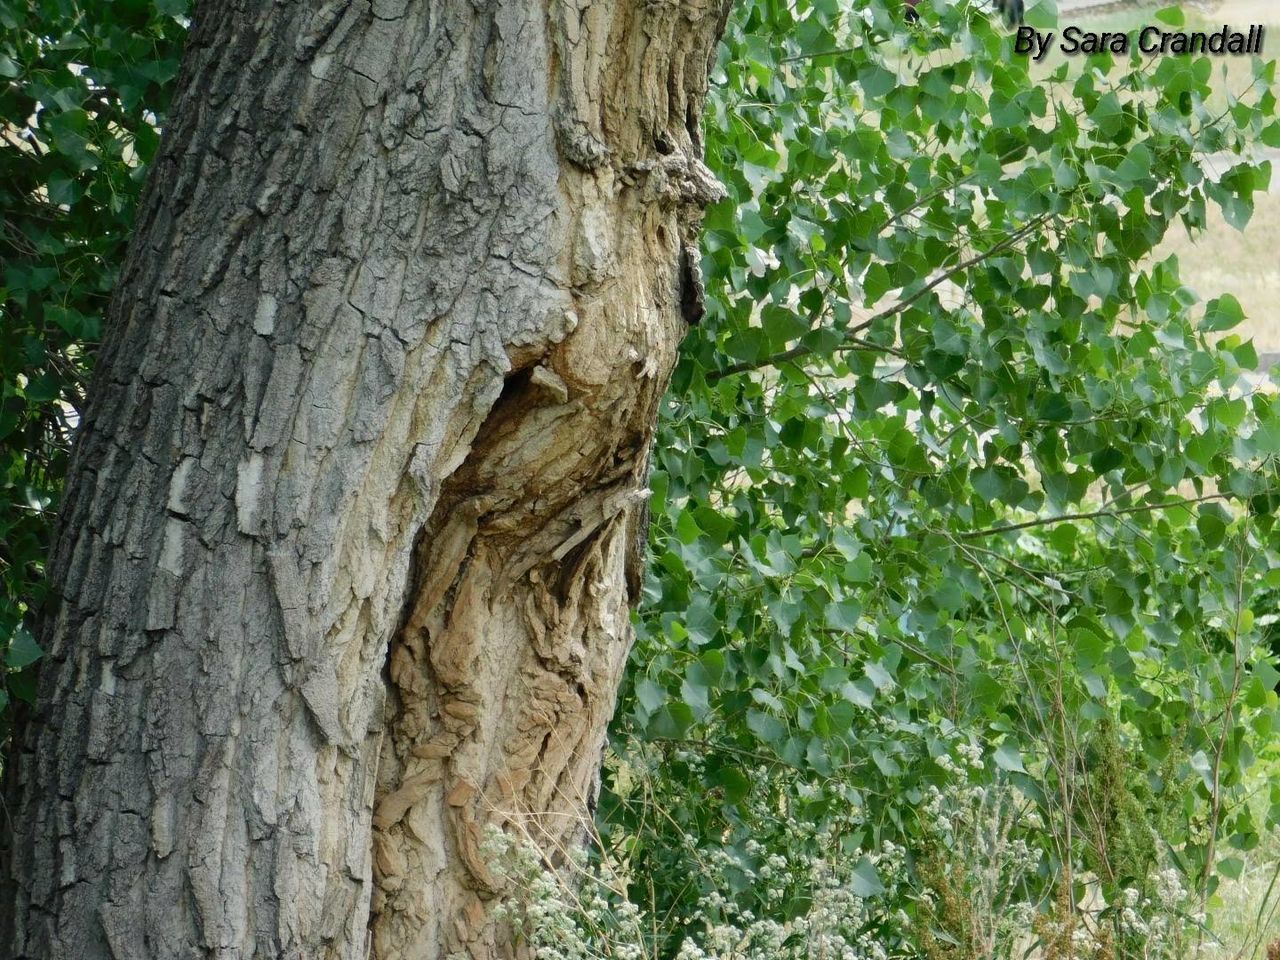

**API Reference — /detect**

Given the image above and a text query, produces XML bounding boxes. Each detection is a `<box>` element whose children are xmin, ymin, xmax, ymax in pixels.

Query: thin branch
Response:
<box><xmin>952</xmin><ymin>492</ymin><xmax>1230</xmax><ymax>542</ymax></box>
<box><xmin>708</xmin><ymin>214</ymin><xmax>1049</xmax><ymax>382</ymax></box>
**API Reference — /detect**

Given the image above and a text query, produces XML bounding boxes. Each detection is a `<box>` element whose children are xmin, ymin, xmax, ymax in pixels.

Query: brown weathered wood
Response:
<box><xmin>1</xmin><ymin>1</ymin><xmax>728</xmax><ymax>957</ymax></box>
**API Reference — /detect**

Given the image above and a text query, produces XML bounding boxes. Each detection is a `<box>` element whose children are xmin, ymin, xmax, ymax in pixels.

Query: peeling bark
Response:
<box><xmin>0</xmin><ymin>1</ymin><xmax>728</xmax><ymax>958</ymax></box>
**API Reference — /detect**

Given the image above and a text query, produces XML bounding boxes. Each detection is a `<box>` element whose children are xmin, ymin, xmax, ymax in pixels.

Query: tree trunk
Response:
<box><xmin>1</xmin><ymin>1</ymin><xmax>727</xmax><ymax>957</ymax></box>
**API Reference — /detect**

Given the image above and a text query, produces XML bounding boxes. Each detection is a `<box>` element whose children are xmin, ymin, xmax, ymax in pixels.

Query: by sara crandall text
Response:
<box><xmin>1014</xmin><ymin>22</ymin><xmax>1265</xmax><ymax>63</ymax></box>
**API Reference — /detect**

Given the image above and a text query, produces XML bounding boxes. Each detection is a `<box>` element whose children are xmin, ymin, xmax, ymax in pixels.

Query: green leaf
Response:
<box><xmin>1202</xmin><ymin>294</ymin><xmax>1245</xmax><ymax>333</ymax></box>
<box><xmin>1218</xmin><ymin>856</ymin><xmax>1244</xmax><ymax>881</ymax></box>
<box><xmin>711</xmin><ymin>766</ymin><xmax>751</xmax><ymax>804</ymax></box>
<box><xmin>681</xmin><ymin>676</ymin><xmax>710</xmax><ymax>718</ymax></box>
<box><xmin>635</xmin><ymin>678</ymin><xmax>666</xmax><ymax>713</ymax></box>
<box><xmin>841</xmin><ymin>679</ymin><xmax>876</xmax><ymax>709</ymax></box>
<box><xmin>6</xmin><ymin>627</ymin><xmax>42</xmax><ymax>670</ymax></box>
<box><xmin>650</xmin><ymin>703</ymin><xmax>694</xmax><ymax>739</ymax></box>
<box><xmin>994</xmin><ymin>742</ymin><xmax>1027</xmax><ymax>774</ymax></box>
<box><xmin>746</xmin><ymin>709</ymin><xmax>785</xmax><ymax>745</ymax></box>
<box><xmin>865</xmin><ymin>660</ymin><xmax>895</xmax><ymax>692</ymax></box>
<box><xmin>1196</xmin><ymin>507</ymin><xmax>1227</xmax><ymax>549</ymax></box>
<box><xmin>849</xmin><ymin>857</ymin><xmax>885</xmax><ymax>898</ymax></box>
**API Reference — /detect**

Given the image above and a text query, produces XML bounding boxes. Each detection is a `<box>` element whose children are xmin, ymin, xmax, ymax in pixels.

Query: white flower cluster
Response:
<box><xmin>934</xmin><ymin>740</ymin><xmax>985</xmax><ymax>777</ymax></box>
<box><xmin>484</xmin><ymin>818</ymin><xmax>912</xmax><ymax>960</ymax></box>
<box><xmin>1110</xmin><ymin>866</ymin><xmax>1199</xmax><ymax>958</ymax></box>
<box><xmin>480</xmin><ymin>763</ymin><xmax>1206</xmax><ymax>960</ymax></box>
<box><xmin>671</xmin><ymin>863</ymin><xmax>892</xmax><ymax>960</ymax></box>
<box><xmin>956</xmin><ymin>741</ymin><xmax>985</xmax><ymax>771</ymax></box>
<box><xmin>1118</xmin><ymin>886</ymin><xmax>1152</xmax><ymax>940</ymax></box>
<box><xmin>1152</xmin><ymin>867</ymin><xmax>1186</xmax><ymax>910</ymax></box>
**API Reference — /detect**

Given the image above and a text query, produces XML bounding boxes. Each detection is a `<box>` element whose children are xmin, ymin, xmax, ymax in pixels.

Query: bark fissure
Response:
<box><xmin>2</xmin><ymin>1</ymin><xmax>729</xmax><ymax>958</ymax></box>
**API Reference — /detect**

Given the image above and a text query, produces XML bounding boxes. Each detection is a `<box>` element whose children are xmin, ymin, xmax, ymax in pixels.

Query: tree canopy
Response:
<box><xmin>609</xmin><ymin>0</ymin><xmax>1280</xmax><ymax>953</ymax></box>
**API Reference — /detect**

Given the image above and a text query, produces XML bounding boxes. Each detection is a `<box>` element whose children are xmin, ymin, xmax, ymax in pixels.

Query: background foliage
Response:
<box><xmin>4</xmin><ymin>0</ymin><xmax>1280</xmax><ymax>956</ymax></box>
<box><xmin>603</xmin><ymin>0</ymin><xmax>1280</xmax><ymax>956</ymax></box>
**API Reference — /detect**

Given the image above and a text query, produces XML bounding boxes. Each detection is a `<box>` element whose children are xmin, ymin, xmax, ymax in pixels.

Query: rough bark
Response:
<box><xmin>0</xmin><ymin>1</ymin><xmax>728</xmax><ymax>958</ymax></box>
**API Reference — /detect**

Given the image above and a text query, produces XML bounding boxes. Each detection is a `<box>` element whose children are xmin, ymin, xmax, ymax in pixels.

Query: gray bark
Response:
<box><xmin>0</xmin><ymin>1</ymin><xmax>727</xmax><ymax>957</ymax></box>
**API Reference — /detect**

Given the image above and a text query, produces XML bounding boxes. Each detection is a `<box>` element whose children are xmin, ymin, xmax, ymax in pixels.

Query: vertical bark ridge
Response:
<box><xmin>1</xmin><ymin>1</ymin><xmax>728</xmax><ymax>958</ymax></box>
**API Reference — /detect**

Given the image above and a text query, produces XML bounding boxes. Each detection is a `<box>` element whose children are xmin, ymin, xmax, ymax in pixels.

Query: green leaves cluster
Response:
<box><xmin>0</xmin><ymin>0</ymin><xmax>187</xmax><ymax>715</ymax></box>
<box><xmin>605</xmin><ymin>0</ymin><xmax>1280</xmax><ymax>950</ymax></box>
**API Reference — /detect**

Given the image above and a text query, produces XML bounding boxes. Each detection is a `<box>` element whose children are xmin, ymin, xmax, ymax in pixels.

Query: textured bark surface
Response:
<box><xmin>0</xmin><ymin>1</ymin><xmax>727</xmax><ymax>958</ymax></box>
